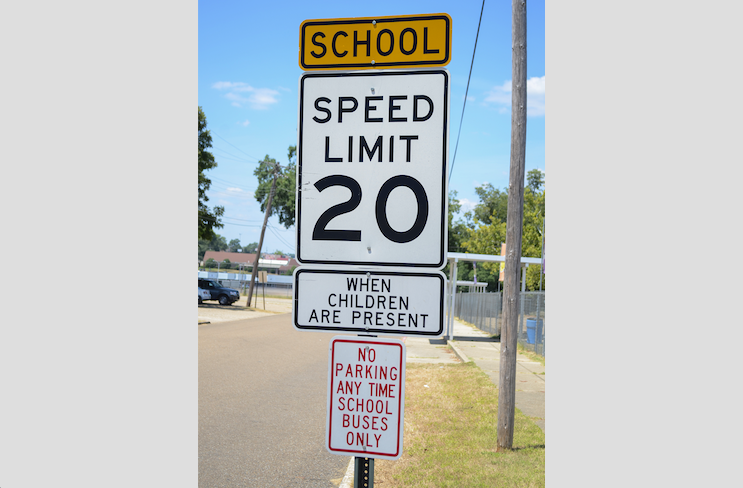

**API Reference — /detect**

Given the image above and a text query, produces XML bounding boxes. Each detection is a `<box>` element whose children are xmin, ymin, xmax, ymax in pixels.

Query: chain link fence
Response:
<box><xmin>455</xmin><ymin>292</ymin><xmax>502</xmax><ymax>336</ymax></box>
<box><xmin>454</xmin><ymin>291</ymin><xmax>545</xmax><ymax>357</ymax></box>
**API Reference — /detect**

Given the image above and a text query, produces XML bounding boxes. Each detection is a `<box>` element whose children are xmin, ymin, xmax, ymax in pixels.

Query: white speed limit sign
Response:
<box><xmin>296</xmin><ymin>69</ymin><xmax>449</xmax><ymax>268</ymax></box>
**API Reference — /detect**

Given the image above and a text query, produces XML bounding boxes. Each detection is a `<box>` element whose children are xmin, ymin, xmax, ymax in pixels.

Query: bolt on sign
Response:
<box><xmin>326</xmin><ymin>336</ymin><xmax>406</xmax><ymax>460</ymax></box>
<box><xmin>299</xmin><ymin>13</ymin><xmax>452</xmax><ymax>71</ymax></box>
<box><xmin>296</xmin><ymin>69</ymin><xmax>449</xmax><ymax>268</ymax></box>
<box><xmin>293</xmin><ymin>268</ymin><xmax>445</xmax><ymax>336</ymax></box>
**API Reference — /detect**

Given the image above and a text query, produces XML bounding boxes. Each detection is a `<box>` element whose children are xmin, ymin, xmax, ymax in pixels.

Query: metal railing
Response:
<box><xmin>209</xmin><ymin>280</ymin><xmax>293</xmax><ymax>298</ymax></box>
<box><xmin>454</xmin><ymin>291</ymin><xmax>545</xmax><ymax>356</ymax></box>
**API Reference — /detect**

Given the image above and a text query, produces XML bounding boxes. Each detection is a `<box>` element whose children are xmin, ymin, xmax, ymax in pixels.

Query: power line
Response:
<box><xmin>222</xmin><ymin>216</ymin><xmax>264</xmax><ymax>223</ymax></box>
<box><xmin>267</xmin><ymin>224</ymin><xmax>296</xmax><ymax>252</ymax></box>
<box><xmin>222</xmin><ymin>217</ymin><xmax>262</xmax><ymax>226</ymax></box>
<box><xmin>448</xmin><ymin>0</ymin><xmax>486</xmax><ymax>185</ymax></box>
<box><xmin>206</xmin><ymin>185</ymin><xmax>256</xmax><ymax>200</ymax></box>
<box><xmin>208</xmin><ymin>179</ymin><xmax>256</xmax><ymax>193</ymax></box>
<box><xmin>212</xmin><ymin>149</ymin><xmax>257</xmax><ymax>164</ymax></box>
<box><xmin>211</xmin><ymin>131</ymin><xmax>262</xmax><ymax>162</ymax></box>
<box><xmin>220</xmin><ymin>220</ymin><xmax>262</xmax><ymax>228</ymax></box>
<box><xmin>207</xmin><ymin>177</ymin><xmax>253</xmax><ymax>190</ymax></box>
<box><xmin>209</xmin><ymin>175</ymin><xmax>255</xmax><ymax>189</ymax></box>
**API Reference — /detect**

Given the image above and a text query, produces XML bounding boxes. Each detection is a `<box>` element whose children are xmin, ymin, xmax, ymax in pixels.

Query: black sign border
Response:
<box><xmin>300</xmin><ymin>15</ymin><xmax>451</xmax><ymax>70</ymax></box>
<box><xmin>293</xmin><ymin>268</ymin><xmax>445</xmax><ymax>336</ymax></box>
<box><xmin>296</xmin><ymin>69</ymin><xmax>449</xmax><ymax>269</ymax></box>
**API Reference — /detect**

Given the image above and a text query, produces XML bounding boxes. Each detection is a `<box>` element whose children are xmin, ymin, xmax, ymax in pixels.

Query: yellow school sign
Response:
<box><xmin>299</xmin><ymin>13</ymin><xmax>452</xmax><ymax>71</ymax></box>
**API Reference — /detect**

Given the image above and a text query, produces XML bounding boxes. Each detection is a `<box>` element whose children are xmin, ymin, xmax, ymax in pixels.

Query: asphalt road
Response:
<box><xmin>199</xmin><ymin>313</ymin><xmax>350</xmax><ymax>488</ymax></box>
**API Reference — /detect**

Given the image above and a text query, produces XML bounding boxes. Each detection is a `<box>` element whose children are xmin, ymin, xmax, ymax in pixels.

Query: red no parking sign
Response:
<box><xmin>326</xmin><ymin>336</ymin><xmax>406</xmax><ymax>460</ymax></box>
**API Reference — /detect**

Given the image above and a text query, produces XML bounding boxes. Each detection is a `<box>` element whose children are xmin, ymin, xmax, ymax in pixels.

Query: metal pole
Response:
<box><xmin>449</xmin><ymin>258</ymin><xmax>458</xmax><ymax>341</ymax></box>
<box><xmin>354</xmin><ymin>457</ymin><xmax>374</xmax><ymax>488</ymax></box>
<box><xmin>520</xmin><ymin>264</ymin><xmax>527</xmax><ymax>341</ymax></box>
<box><xmin>536</xmin><ymin>216</ymin><xmax>544</xmax><ymax>354</ymax></box>
<box><xmin>447</xmin><ymin>263</ymin><xmax>453</xmax><ymax>339</ymax></box>
<box><xmin>446</xmin><ymin>258</ymin><xmax>454</xmax><ymax>338</ymax></box>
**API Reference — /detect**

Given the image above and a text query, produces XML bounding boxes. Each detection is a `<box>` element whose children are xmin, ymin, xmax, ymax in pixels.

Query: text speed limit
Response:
<box><xmin>296</xmin><ymin>70</ymin><xmax>449</xmax><ymax>268</ymax></box>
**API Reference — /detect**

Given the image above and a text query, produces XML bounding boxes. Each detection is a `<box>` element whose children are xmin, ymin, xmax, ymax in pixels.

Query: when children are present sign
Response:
<box><xmin>293</xmin><ymin>268</ymin><xmax>445</xmax><ymax>336</ymax></box>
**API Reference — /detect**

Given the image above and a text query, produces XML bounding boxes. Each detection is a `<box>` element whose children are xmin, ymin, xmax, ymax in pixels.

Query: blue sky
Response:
<box><xmin>199</xmin><ymin>0</ymin><xmax>544</xmax><ymax>255</ymax></box>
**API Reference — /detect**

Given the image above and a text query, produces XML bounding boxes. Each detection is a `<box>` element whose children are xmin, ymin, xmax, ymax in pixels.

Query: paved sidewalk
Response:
<box><xmin>402</xmin><ymin>335</ymin><xmax>462</xmax><ymax>364</ymax></box>
<box><xmin>447</xmin><ymin>318</ymin><xmax>545</xmax><ymax>432</ymax></box>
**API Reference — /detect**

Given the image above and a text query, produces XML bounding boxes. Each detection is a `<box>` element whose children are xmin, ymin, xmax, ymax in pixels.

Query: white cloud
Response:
<box><xmin>212</xmin><ymin>81</ymin><xmax>280</xmax><ymax>110</ymax></box>
<box><xmin>226</xmin><ymin>187</ymin><xmax>243</xmax><ymax>193</ymax></box>
<box><xmin>527</xmin><ymin>76</ymin><xmax>545</xmax><ymax>95</ymax></box>
<box><xmin>238</xmin><ymin>119</ymin><xmax>250</xmax><ymax>126</ymax></box>
<box><xmin>483</xmin><ymin>76</ymin><xmax>545</xmax><ymax>117</ymax></box>
<box><xmin>457</xmin><ymin>198</ymin><xmax>477</xmax><ymax>213</ymax></box>
<box><xmin>484</xmin><ymin>81</ymin><xmax>512</xmax><ymax>105</ymax></box>
<box><xmin>212</xmin><ymin>81</ymin><xmax>240</xmax><ymax>90</ymax></box>
<box><xmin>225</xmin><ymin>92</ymin><xmax>248</xmax><ymax>107</ymax></box>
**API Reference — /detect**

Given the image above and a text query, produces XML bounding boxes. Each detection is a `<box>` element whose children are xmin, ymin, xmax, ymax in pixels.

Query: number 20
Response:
<box><xmin>311</xmin><ymin>174</ymin><xmax>429</xmax><ymax>244</ymax></box>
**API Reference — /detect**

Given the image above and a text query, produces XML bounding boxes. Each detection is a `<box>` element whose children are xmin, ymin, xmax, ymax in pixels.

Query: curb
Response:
<box><xmin>447</xmin><ymin>340</ymin><xmax>471</xmax><ymax>363</ymax></box>
<box><xmin>339</xmin><ymin>457</ymin><xmax>355</xmax><ymax>488</ymax></box>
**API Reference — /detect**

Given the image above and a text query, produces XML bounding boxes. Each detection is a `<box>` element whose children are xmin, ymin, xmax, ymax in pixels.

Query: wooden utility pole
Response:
<box><xmin>497</xmin><ymin>0</ymin><xmax>527</xmax><ymax>451</ymax></box>
<box><xmin>246</xmin><ymin>163</ymin><xmax>279</xmax><ymax>308</ymax></box>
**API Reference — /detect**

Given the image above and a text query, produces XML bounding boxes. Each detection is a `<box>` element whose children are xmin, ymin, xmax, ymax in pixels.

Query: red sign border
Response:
<box><xmin>327</xmin><ymin>337</ymin><xmax>405</xmax><ymax>459</ymax></box>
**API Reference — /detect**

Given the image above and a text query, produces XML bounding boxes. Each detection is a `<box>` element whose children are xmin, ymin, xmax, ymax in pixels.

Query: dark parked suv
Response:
<box><xmin>198</xmin><ymin>279</ymin><xmax>240</xmax><ymax>305</ymax></box>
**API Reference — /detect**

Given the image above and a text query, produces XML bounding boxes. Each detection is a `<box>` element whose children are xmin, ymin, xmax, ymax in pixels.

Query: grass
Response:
<box><xmin>516</xmin><ymin>344</ymin><xmax>546</xmax><ymax>367</ymax></box>
<box><xmin>373</xmin><ymin>363</ymin><xmax>545</xmax><ymax>488</ymax></box>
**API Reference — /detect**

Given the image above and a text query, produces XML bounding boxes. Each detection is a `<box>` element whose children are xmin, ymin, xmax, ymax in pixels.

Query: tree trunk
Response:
<box><xmin>247</xmin><ymin>167</ymin><xmax>278</xmax><ymax>308</ymax></box>
<box><xmin>497</xmin><ymin>0</ymin><xmax>527</xmax><ymax>452</ymax></box>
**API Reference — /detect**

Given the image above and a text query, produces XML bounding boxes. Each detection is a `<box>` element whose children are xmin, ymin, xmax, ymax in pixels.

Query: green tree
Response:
<box><xmin>208</xmin><ymin>234</ymin><xmax>228</xmax><ymax>251</ymax></box>
<box><xmin>198</xmin><ymin>233</ymin><xmax>229</xmax><ymax>261</ymax></box>
<box><xmin>461</xmin><ymin>171</ymin><xmax>545</xmax><ymax>291</ymax></box>
<box><xmin>228</xmin><ymin>238</ymin><xmax>242</xmax><ymax>252</ymax></box>
<box><xmin>447</xmin><ymin>190</ymin><xmax>469</xmax><ymax>253</ymax></box>
<box><xmin>527</xmin><ymin>168</ymin><xmax>544</xmax><ymax>193</ymax></box>
<box><xmin>221</xmin><ymin>259</ymin><xmax>231</xmax><ymax>269</ymax></box>
<box><xmin>199</xmin><ymin>107</ymin><xmax>224</xmax><ymax>240</ymax></box>
<box><xmin>472</xmin><ymin>183</ymin><xmax>509</xmax><ymax>224</ymax></box>
<box><xmin>522</xmin><ymin>172</ymin><xmax>545</xmax><ymax>290</ymax></box>
<box><xmin>443</xmin><ymin>191</ymin><xmax>482</xmax><ymax>287</ymax></box>
<box><xmin>254</xmin><ymin>145</ymin><xmax>296</xmax><ymax>228</ymax></box>
<box><xmin>243</xmin><ymin>242</ymin><xmax>259</xmax><ymax>253</ymax></box>
<box><xmin>461</xmin><ymin>210</ymin><xmax>507</xmax><ymax>292</ymax></box>
<box><xmin>204</xmin><ymin>258</ymin><xmax>217</xmax><ymax>268</ymax></box>
<box><xmin>198</xmin><ymin>239</ymin><xmax>209</xmax><ymax>261</ymax></box>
